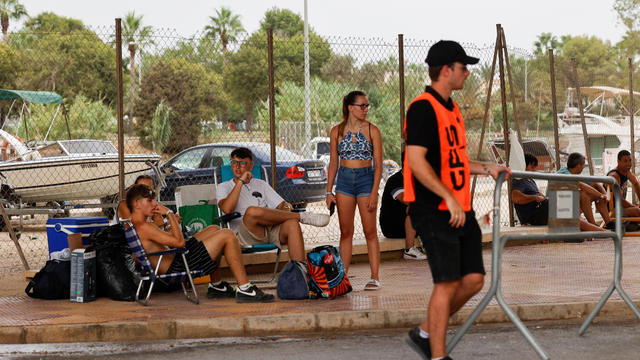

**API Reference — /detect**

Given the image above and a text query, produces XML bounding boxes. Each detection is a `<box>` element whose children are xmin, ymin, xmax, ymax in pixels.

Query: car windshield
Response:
<box><xmin>250</xmin><ymin>144</ymin><xmax>304</xmax><ymax>162</ymax></box>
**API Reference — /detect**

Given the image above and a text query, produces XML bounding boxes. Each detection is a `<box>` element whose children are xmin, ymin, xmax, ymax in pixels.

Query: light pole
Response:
<box><xmin>304</xmin><ymin>0</ymin><xmax>311</xmax><ymax>145</ymax></box>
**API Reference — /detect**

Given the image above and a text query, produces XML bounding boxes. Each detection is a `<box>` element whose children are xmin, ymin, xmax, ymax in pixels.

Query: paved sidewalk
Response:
<box><xmin>2</xmin><ymin>238</ymin><xmax>640</xmax><ymax>344</ymax></box>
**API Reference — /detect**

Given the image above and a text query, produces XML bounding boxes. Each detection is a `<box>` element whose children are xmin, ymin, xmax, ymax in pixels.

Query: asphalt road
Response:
<box><xmin>2</xmin><ymin>319</ymin><xmax>640</xmax><ymax>359</ymax></box>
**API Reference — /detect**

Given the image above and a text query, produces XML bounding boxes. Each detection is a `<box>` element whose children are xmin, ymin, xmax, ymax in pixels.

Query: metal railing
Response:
<box><xmin>447</xmin><ymin>170</ymin><xmax>640</xmax><ymax>360</ymax></box>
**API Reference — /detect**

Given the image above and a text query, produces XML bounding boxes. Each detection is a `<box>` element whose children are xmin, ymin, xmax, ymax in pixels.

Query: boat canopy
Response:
<box><xmin>0</xmin><ymin>89</ymin><xmax>62</xmax><ymax>104</ymax></box>
<box><xmin>568</xmin><ymin>86</ymin><xmax>640</xmax><ymax>98</ymax></box>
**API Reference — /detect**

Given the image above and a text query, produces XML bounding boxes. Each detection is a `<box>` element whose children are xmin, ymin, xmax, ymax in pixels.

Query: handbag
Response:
<box><xmin>179</xmin><ymin>200</ymin><xmax>219</xmax><ymax>232</ymax></box>
<box><xmin>25</xmin><ymin>259</ymin><xmax>71</xmax><ymax>299</ymax></box>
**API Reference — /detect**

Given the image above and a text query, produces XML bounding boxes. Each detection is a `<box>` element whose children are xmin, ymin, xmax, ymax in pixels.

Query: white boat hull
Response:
<box><xmin>0</xmin><ymin>155</ymin><xmax>159</xmax><ymax>202</ymax></box>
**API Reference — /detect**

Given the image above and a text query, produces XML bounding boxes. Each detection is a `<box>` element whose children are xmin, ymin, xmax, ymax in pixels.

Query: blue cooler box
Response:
<box><xmin>46</xmin><ymin>216</ymin><xmax>109</xmax><ymax>255</ymax></box>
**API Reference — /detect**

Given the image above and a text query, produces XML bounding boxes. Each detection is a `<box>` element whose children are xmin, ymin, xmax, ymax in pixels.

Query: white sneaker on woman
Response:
<box><xmin>403</xmin><ymin>246</ymin><xmax>427</xmax><ymax>260</ymax></box>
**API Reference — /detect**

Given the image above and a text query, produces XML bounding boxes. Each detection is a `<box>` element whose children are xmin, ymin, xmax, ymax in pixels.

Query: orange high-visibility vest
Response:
<box><xmin>403</xmin><ymin>92</ymin><xmax>471</xmax><ymax>211</ymax></box>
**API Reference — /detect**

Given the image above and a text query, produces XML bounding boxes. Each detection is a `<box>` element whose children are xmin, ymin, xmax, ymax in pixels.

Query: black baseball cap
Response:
<box><xmin>425</xmin><ymin>40</ymin><xmax>479</xmax><ymax>66</ymax></box>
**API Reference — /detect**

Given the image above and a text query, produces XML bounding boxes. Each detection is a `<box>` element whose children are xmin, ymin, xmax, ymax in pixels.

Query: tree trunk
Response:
<box><xmin>1</xmin><ymin>15</ymin><xmax>9</xmax><ymax>44</ymax></box>
<box><xmin>245</xmin><ymin>102</ymin><xmax>254</xmax><ymax>132</ymax></box>
<box><xmin>128</xmin><ymin>43</ymin><xmax>136</xmax><ymax>136</ymax></box>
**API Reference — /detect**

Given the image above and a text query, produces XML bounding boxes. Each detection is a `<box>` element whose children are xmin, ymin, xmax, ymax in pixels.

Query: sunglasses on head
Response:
<box><xmin>143</xmin><ymin>189</ymin><xmax>156</xmax><ymax>199</ymax></box>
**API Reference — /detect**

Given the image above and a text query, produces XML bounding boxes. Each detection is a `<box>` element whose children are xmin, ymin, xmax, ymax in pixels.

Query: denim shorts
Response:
<box><xmin>409</xmin><ymin>206</ymin><xmax>485</xmax><ymax>283</ymax></box>
<box><xmin>335</xmin><ymin>166</ymin><xmax>374</xmax><ymax>198</ymax></box>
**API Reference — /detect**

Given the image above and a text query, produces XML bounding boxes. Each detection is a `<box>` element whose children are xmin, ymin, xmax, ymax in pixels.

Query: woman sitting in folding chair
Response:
<box><xmin>126</xmin><ymin>184</ymin><xmax>274</xmax><ymax>303</ymax></box>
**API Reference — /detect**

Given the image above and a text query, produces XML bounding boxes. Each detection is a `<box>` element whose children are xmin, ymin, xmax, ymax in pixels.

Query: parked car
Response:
<box><xmin>300</xmin><ymin>136</ymin><xmax>330</xmax><ymax>164</ymax></box>
<box><xmin>156</xmin><ymin>142</ymin><xmax>327</xmax><ymax>208</ymax></box>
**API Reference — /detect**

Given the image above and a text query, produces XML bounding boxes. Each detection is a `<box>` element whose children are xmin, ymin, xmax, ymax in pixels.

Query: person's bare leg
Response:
<box><xmin>336</xmin><ymin>193</ymin><xmax>357</xmax><ymax>274</ymax></box>
<box><xmin>580</xmin><ymin>191</ymin><xmax>597</xmax><ymax>225</ymax></box>
<box><xmin>243</xmin><ymin>206</ymin><xmax>301</xmax><ymax>235</ymax></box>
<box><xmin>420</xmin><ymin>273</ymin><xmax>484</xmax><ymax>333</ymax></box>
<box><xmin>278</xmin><ymin>219</ymin><xmax>306</xmax><ymax>261</ymax></box>
<box><xmin>196</xmin><ymin>228</ymin><xmax>249</xmax><ymax>285</ymax></box>
<box><xmin>595</xmin><ymin>199</ymin><xmax>611</xmax><ymax>224</ymax></box>
<box><xmin>621</xmin><ymin>200</ymin><xmax>640</xmax><ymax>217</ymax></box>
<box><xmin>405</xmin><ymin>215</ymin><xmax>416</xmax><ymax>249</ymax></box>
<box><xmin>356</xmin><ymin>195</ymin><xmax>379</xmax><ymax>281</ymax></box>
<box><xmin>580</xmin><ymin>219</ymin><xmax>607</xmax><ymax>232</ymax></box>
<box><xmin>427</xmin><ymin>280</ymin><xmax>460</xmax><ymax>358</ymax></box>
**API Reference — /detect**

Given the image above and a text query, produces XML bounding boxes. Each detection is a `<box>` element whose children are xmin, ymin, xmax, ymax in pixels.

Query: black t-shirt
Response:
<box><xmin>512</xmin><ymin>178</ymin><xmax>540</xmax><ymax>224</ymax></box>
<box><xmin>405</xmin><ymin>86</ymin><xmax>455</xmax><ymax>209</ymax></box>
<box><xmin>379</xmin><ymin>170</ymin><xmax>407</xmax><ymax>238</ymax></box>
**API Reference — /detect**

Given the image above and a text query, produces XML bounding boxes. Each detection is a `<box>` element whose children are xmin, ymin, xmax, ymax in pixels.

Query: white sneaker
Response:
<box><xmin>299</xmin><ymin>212</ymin><xmax>330</xmax><ymax>227</ymax></box>
<box><xmin>403</xmin><ymin>246</ymin><xmax>427</xmax><ymax>260</ymax></box>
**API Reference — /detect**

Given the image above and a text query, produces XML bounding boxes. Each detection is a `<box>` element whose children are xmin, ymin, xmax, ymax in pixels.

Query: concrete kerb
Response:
<box><xmin>1</xmin><ymin>300</ymin><xmax>639</xmax><ymax>344</ymax></box>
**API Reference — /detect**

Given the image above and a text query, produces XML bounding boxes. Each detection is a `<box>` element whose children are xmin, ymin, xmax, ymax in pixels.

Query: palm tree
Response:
<box><xmin>0</xmin><ymin>0</ymin><xmax>27</xmax><ymax>43</ymax></box>
<box><xmin>533</xmin><ymin>32</ymin><xmax>559</xmax><ymax>56</ymax></box>
<box><xmin>121</xmin><ymin>11</ymin><xmax>153</xmax><ymax>135</ymax></box>
<box><xmin>205</xmin><ymin>6</ymin><xmax>244</xmax><ymax>55</ymax></box>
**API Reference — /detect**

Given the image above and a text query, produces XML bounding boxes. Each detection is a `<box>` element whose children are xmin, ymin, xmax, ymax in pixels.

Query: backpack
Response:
<box><xmin>276</xmin><ymin>260</ymin><xmax>310</xmax><ymax>300</ymax></box>
<box><xmin>25</xmin><ymin>259</ymin><xmax>71</xmax><ymax>300</ymax></box>
<box><xmin>306</xmin><ymin>245</ymin><xmax>352</xmax><ymax>299</ymax></box>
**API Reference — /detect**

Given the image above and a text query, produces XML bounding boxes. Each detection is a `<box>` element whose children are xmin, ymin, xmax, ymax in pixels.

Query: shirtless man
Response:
<box><xmin>126</xmin><ymin>184</ymin><xmax>274</xmax><ymax>303</ymax></box>
<box><xmin>607</xmin><ymin>150</ymin><xmax>640</xmax><ymax>217</ymax></box>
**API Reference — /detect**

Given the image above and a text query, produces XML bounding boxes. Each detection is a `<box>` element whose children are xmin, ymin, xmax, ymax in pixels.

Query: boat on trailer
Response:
<box><xmin>0</xmin><ymin>89</ymin><xmax>160</xmax><ymax>206</ymax></box>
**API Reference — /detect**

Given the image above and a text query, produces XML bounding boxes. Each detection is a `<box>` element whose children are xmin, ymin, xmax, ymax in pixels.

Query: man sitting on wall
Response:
<box><xmin>557</xmin><ymin>152</ymin><xmax>615</xmax><ymax>229</ymax></box>
<box><xmin>512</xmin><ymin>153</ymin><xmax>608</xmax><ymax>233</ymax></box>
<box><xmin>379</xmin><ymin>153</ymin><xmax>426</xmax><ymax>260</ymax></box>
<box><xmin>607</xmin><ymin>149</ymin><xmax>640</xmax><ymax>217</ymax></box>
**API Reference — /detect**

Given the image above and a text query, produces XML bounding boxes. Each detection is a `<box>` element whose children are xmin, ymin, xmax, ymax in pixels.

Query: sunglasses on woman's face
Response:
<box><xmin>351</xmin><ymin>103</ymin><xmax>371</xmax><ymax>110</ymax></box>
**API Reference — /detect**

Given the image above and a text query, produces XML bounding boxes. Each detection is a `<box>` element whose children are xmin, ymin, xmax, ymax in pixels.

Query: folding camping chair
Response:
<box><xmin>176</xmin><ymin>167</ymin><xmax>282</xmax><ymax>285</ymax></box>
<box><xmin>122</xmin><ymin>219</ymin><xmax>203</xmax><ymax>306</ymax></box>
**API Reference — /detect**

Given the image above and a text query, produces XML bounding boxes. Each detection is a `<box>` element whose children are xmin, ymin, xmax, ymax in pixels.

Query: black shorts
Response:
<box><xmin>166</xmin><ymin>237</ymin><xmax>218</xmax><ymax>276</ymax></box>
<box><xmin>380</xmin><ymin>214</ymin><xmax>406</xmax><ymax>239</ymax></box>
<box><xmin>409</xmin><ymin>207</ymin><xmax>485</xmax><ymax>283</ymax></box>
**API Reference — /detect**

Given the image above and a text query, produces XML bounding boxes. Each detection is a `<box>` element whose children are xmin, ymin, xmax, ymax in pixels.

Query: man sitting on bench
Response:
<box><xmin>512</xmin><ymin>153</ymin><xmax>607</xmax><ymax>233</ymax></box>
<box><xmin>127</xmin><ymin>184</ymin><xmax>274</xmax><ymax>303</ymax></box>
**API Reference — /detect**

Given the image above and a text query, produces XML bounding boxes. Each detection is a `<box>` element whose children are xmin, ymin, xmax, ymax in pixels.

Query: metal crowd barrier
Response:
<box><xmin>447</xmin><ymin>170</ymin><xmax>640</xmax><ymax>360</ymax></box>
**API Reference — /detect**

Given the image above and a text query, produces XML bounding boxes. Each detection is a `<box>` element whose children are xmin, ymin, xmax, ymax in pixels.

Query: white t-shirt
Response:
<box><xmin>217</xmin><ymin>178</ymin><xmax>284</xmax><ymax>231</ymax></box>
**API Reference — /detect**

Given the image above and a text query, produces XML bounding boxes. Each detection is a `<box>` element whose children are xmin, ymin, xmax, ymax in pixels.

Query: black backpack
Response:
<box><xmin>277</xmin><ymin>260</ymin><xmax>310</xmax><ymax>299</ymax></box>
<box><xmin>25</xmin><ymin>260</ymin><xmax>71</xmax><ymax>300</ymax></box>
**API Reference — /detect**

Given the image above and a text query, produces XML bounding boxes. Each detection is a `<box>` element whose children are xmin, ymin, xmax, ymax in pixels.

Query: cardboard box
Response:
<box><xmin>70</xmin><ymin>248</ymin><xmax>96</xmax><ymax>303</ymax></box>
<box><xmin>46</xmin><ymin>216</ymin><xmax>109</xmax><ymax>255</ymax></box>
<box><xmin>67</xmin><ymin>233</ymin><xmax>84</xmax><ymax>251</ymax></box>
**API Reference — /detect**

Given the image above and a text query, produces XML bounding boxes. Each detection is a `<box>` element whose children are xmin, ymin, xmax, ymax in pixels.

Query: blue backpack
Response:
<box><xmin>276</xmin><ymin>260</ymin><xmax>310</xmax><ymax>300</ymax></box>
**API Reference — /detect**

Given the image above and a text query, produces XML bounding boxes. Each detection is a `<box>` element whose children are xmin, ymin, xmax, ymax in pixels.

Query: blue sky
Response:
<box><xmin>14</xmin><ymin>0</ymin><xmax>626</xmax><ymax>50</ymax></box>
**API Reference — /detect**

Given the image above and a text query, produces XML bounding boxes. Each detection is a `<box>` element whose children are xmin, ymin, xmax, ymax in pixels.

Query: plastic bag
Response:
<box><xmin>88</xmin><ymin>224</ymin><xmax>137</xmax><ymax>301</ymax></box>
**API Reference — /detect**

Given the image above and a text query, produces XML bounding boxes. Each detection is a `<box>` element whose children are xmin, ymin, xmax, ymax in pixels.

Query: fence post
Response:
<box><xmin>268</xmin><ymin>29</ymin><xmax>277</xmax><ymax>189</ymax></box>
<box><xmin>398</xmin><ymin>34</ymin><xmax>405</xmax><ymax>149</ymax></box>
<box><xmin>500</xmin><ymin>27</ymin><xmax>523</xmax><ymax>146</ymax></box>
<box><xmin>548</xmin><ymin>49</ymin><xmax>561</xmax><ymax>169</ymax></box>
<box><xmin>470</xmin><ymin>30</ymin><xmax>500</xmax><ymax>205</ymax></box>
<box><xmin>572</xmin><ymin>59</ymin><xmax>594</xmax><ymax>175</ymax></box>
<box><xmin>115</xmin><ymin>18</ymin><xmax>125</xmax><ymax>201</ymax></box>
<box><xmin>629</xmin><ymin>58</ymin><xmax>636</xmax><ymax>201</ymax></box>
<box><xmin>496</xmin><ymin>24</ymin><xmax>515</xmax><ymax>226</ymax></box>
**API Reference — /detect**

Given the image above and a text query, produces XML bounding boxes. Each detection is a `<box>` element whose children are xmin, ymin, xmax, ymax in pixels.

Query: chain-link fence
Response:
<box><xmin>1</xmin><ymin>21</ymin><xmax>638</xmax><ymax>276</ymax></box>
